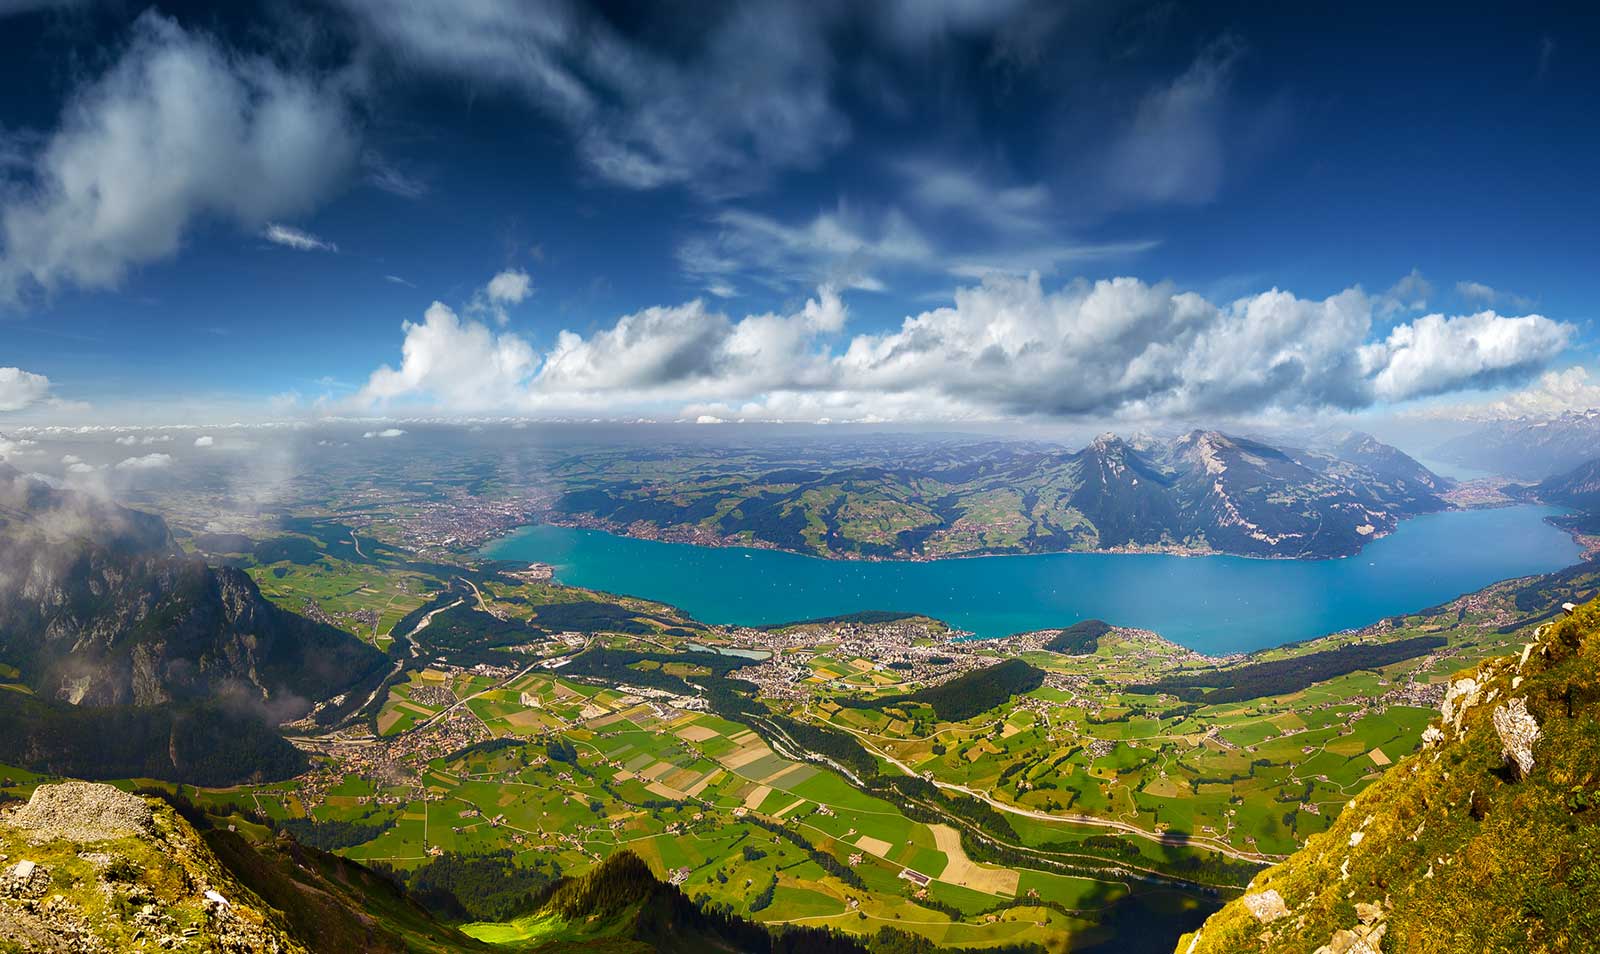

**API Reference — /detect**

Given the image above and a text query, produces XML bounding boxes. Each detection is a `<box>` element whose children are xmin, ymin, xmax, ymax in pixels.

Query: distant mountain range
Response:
<box><xmin>548</xmin><ymin>430</ymin><xmax>1455</xmax><ymax>560</ymax></box>
<box><xmin>0</xmin><ymin>465</ymin><xmax>388</xmax><ymax>784</ymax></box>
<box><xmin>1515</xmin><ymin>454</ymin><xmax>1600</xmax><ymax>511</ymax></box>
<box><xmin>1431</xmin><ymin>409</ymin><xmax>1600</xmax><ymax>480</ymax></box>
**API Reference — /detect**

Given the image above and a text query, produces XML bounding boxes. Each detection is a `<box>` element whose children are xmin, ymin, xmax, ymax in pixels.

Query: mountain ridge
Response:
<box><xmin>546</xmin><ymin>430</ymin><xmax>1452</xmax><ymax>560</ymax></box>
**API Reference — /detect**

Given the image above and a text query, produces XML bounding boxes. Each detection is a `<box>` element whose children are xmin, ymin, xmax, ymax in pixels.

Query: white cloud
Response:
<box><xmin>898</xmin><ymin>160</ymin><xmax>1051</xmax><ymax>233</ymax></box>
<box><xmin>486</xmin><ymin>268</ymin><xmax>532</xmax><ymax>305</ymax></box>
<box><xmin>194</xmin><ymin>435</ymin><xmax>214</xmax><ymax>447</ymax></box>
<box><xmin>60</xmin><ymin>453</ymin><xmax>81</xmax><ymax>464</ymax></box>
<box><xmin>1378</xmin><ymin>268</ymin><xmax>1432</xmax><ymax>316</ymax></box>
<box><xmin>1426</xmin><ymin>365</ymin><xmax>1600</xmax><ymax>420</ymax></box>
<box><xmin>0</xmin><ymin>12</ymin><xmax>358</xmax><ymax>301</ymax></box>
<box><xmin>0</xmin><ymin>435</ymin><xmax>39</xmax><ymax>459</ymax></box>
<box><xmin>461</xmin><ymin>269</ymin><xmax>535</xmax><ymax>327</ymax></box>
<box><xmin>1455</xmin><ymin>280</ymin><xmax>1533</xmax><ymax>311</ymax></box>
<box><xmin>679</xmin><ymin>204</ymin><xmax>934</xmax><ymax>292</ymax></box>
<box><xmin>1360</xmin><ymin>310</ymin><xmax>1570</xmax><ymax>402</ymax></box>
<box><xmin>1103</xmin><ymin>37</ymin><xmax>1241</xmax><ymax>206</ymax></box>
<box><xmin>362</xmin><ymin>150</ymin><xmax>428</xmax><ymax>199</ymax></box>
<box><xmin>385</xmin><ymin>274</ymin><xmax>416</xmax><ymax>288</ymax></box>
<box><xmin>678</xmin><ymin>198</ymin><xmax>1156</xmax><ymax>292</ymax></box>
<box><xmin>262</xmin><ymin>223</ymin><xmax>338</xmax><ymax>253</ymax></box>
<box><xmin>114</xmin><ymin>452</ymin><xmax>172</xmax><ymax>470</ymax></box>
<box><xmin>66</xmin><ymin>461</ymin><xmax>96</xmax><ymax>474</ymax></box>
<box><xmin>356</xmin><ymin>275</ymin><xmax>1572</xmax><ymax>422</ymax></box>
<box><xmin>336</xmin><ymin>0</ymin><xmax>845</xmax><ymax>197</ymax></box>
<box><xmin>0</xmin><ymin>366</ymin><xmax>51</xmax><ymax>411</ymax></box>
<box><xmin>362</xmin><ymin>428</ymin><xmax>405</xmax><ymax>438</ymax></box>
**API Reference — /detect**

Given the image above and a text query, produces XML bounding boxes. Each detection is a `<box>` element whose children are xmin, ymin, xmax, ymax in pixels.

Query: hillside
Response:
<box><xmin>0</xmin><ymin>469</ymin><xmax>387</xmax><ymax>710</ymax></box>
<box><xmin>545</xmin><ymin>431</ymin><xmax>1452</xmax><ymax>560</ymax></box>
<box><xmin>0</xmin><ymin>467</ymin><xmax>389</xmax><ymax>783</ymax></box>
<box><xmin>1521</xmin><ymin>455</ymin><xmax>1600</xmax><ymax>511</ymax></box>
<box><xmin>467</xmin><ymin>850</ymin><xmax>871</xmax><ymax>953</ymax></box>
<box><xmin>1175</xmin><ymin>597</ymin><xmax>1600</xmax><ymax>953</ymax></box>
<box><xmin>0</xmin><ymin>779</ymin><xmax>506</xmax><ymax>953</ymax></box>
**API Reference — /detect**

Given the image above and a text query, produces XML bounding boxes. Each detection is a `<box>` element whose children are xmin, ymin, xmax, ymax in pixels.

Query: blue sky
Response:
<box><xmin>0</xmin><ymin>0</ymin><xmax>1596</xmax><ymax>424</ymax></box>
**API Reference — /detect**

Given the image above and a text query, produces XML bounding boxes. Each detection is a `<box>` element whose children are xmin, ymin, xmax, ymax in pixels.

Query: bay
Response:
<box><xmin>481</xmin><ymin>505</ymin><xmax>1582</xmax><ymax>654</ymax></box>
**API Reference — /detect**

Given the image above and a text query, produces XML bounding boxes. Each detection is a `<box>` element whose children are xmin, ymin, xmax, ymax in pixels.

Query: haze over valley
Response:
<box><xmin>2</xmin><ymin>3</ymin><xmax>1598</xmax><ymax>953</ymax></box>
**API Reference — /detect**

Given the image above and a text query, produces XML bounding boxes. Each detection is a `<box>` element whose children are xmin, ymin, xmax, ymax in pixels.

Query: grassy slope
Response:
<box><xmin>1177</xmin><ymin>597</ymin><xmax>1600</xmax><ymax>953</ymax></box>
<box><xmin>203</xmin><ymin>827</ymin><xmax>493</xmax><ymax>954</ymax></box>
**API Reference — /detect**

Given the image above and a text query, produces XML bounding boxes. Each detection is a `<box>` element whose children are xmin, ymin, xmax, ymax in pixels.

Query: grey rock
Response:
<box><xmin>1492</xmin><ymin>697</ymin><xmax>1541</xmax><ymax>778</ymax></box>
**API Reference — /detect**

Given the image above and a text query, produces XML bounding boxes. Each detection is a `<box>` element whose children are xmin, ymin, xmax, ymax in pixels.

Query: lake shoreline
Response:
<box><xmin>517</xmin><ymin>507</ymin><xmax>1441</xmax><ymax>565</ymax></box>
<box><xmin>479</xmin><ymin>506</ymin><xmax>1583</xmax><ymax>653</ymax></box>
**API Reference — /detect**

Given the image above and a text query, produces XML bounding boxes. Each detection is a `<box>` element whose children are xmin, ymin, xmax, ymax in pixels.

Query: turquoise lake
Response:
<box><xmin>481</xmin><ymin>506</ymin><xmax>1582</xmax><ymax>655</ymax></box>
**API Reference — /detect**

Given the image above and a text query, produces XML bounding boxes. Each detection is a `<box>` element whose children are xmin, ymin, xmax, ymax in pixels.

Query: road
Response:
<box><xmin>418</xmin><ymin>658</ymin><xmax>542</xmax><ymax>731</ymax></box>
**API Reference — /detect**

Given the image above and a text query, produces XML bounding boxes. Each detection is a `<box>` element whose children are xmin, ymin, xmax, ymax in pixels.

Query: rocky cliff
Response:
<box><xmin>0</xmin><ymin>465</ymin><xmax>386</xmax><ymax>714</ymax></box>
<box><xmin>1175</xmin><ymin>596</ymin><xmax>1600</xmax><ymax>953</ymax></box>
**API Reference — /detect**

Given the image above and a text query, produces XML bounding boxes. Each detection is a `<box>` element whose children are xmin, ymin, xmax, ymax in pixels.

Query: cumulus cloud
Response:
<box><xmin>1360</xmin><ymin>310</ymin><xmax>1569</xmax><ymax>402</ymax></box>
<box><xmin>362</xmin><ymin>428</ymin><xmax>405</xmax><ymax>438</ymax></box>
<box><xmin>194</xmin><ymin>435</ymin><xmax>214</xmax><ymax>447</ymax></box>
<box><xmin>262</xmin><ymin>223</ymin><xmax>338</xmax><ymax>253</ymax></box>
<box><xmin>357</xmin><ymin>275</ymin><xmax>1572</xmax><ymax>422</ymax></box>
<box><xmin>0</xmin><ymin>12</ymin><xmax>359</xmax><ymax>301</ymax></box>
<box><xmin>486</xmin><ymin>268</ymin><xmax>532</xmax><ymax>306</ymax></box>
<box><xmin>0</xmin><ymin>435</ymin><xmax>39</xmax><ymax>459</ymax></box>
<box><xmin>113</xmin><ymin>452</ymin><xmax>172</xmax><ymax>470</ymax></box>
<box><xmin>1425</xmin><ymin>365</ymin><xmax>1600</xmax><ymax>420</ymax></box>
<box><xmin>0</xmin><ymin>366</ymin><xmax>51</xmax><ymax>411</ymax></box>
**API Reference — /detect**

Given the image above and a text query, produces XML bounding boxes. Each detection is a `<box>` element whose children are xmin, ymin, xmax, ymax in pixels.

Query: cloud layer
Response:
<box><xmin>356</xmin><ymin>274</ymin><xmax>1572</xmax><ymax>422</ymax></box>
<box><xmin>0</xmin><ymin>12</ymin><xmax>358</xmax><ymax>301</ymax></box>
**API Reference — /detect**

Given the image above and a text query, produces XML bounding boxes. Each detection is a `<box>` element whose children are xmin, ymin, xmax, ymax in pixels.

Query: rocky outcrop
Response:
<box><xmin>1241</xmin><ymin>888</ymin><xmax>1288</xmax><ymax>923</ymax></box>
<box><xmin>1175</xmin><ymin>597</ymin><xmax>1600</xmax><ymax>953</ymax></box>
<box><xmin>1491</xmin><ymin>697</ymin><xmax>1541</xmax><ymax>778</ymax></box>
<box><xmin>7</xmin><ymin>780</ymin><xmax>154</xmax><ymax>843</ymax></box>
<box><xmin>0</xmin><ymin>782</ymin><xmax>308</xmax><ymax>953</ymax></box>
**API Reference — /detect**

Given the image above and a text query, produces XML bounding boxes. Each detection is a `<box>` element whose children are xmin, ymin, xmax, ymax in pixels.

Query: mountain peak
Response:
<box><xmin>1089</xmin><ymin>432</ymin><xmax>1128</xmax><ymax>453</ymax></box>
